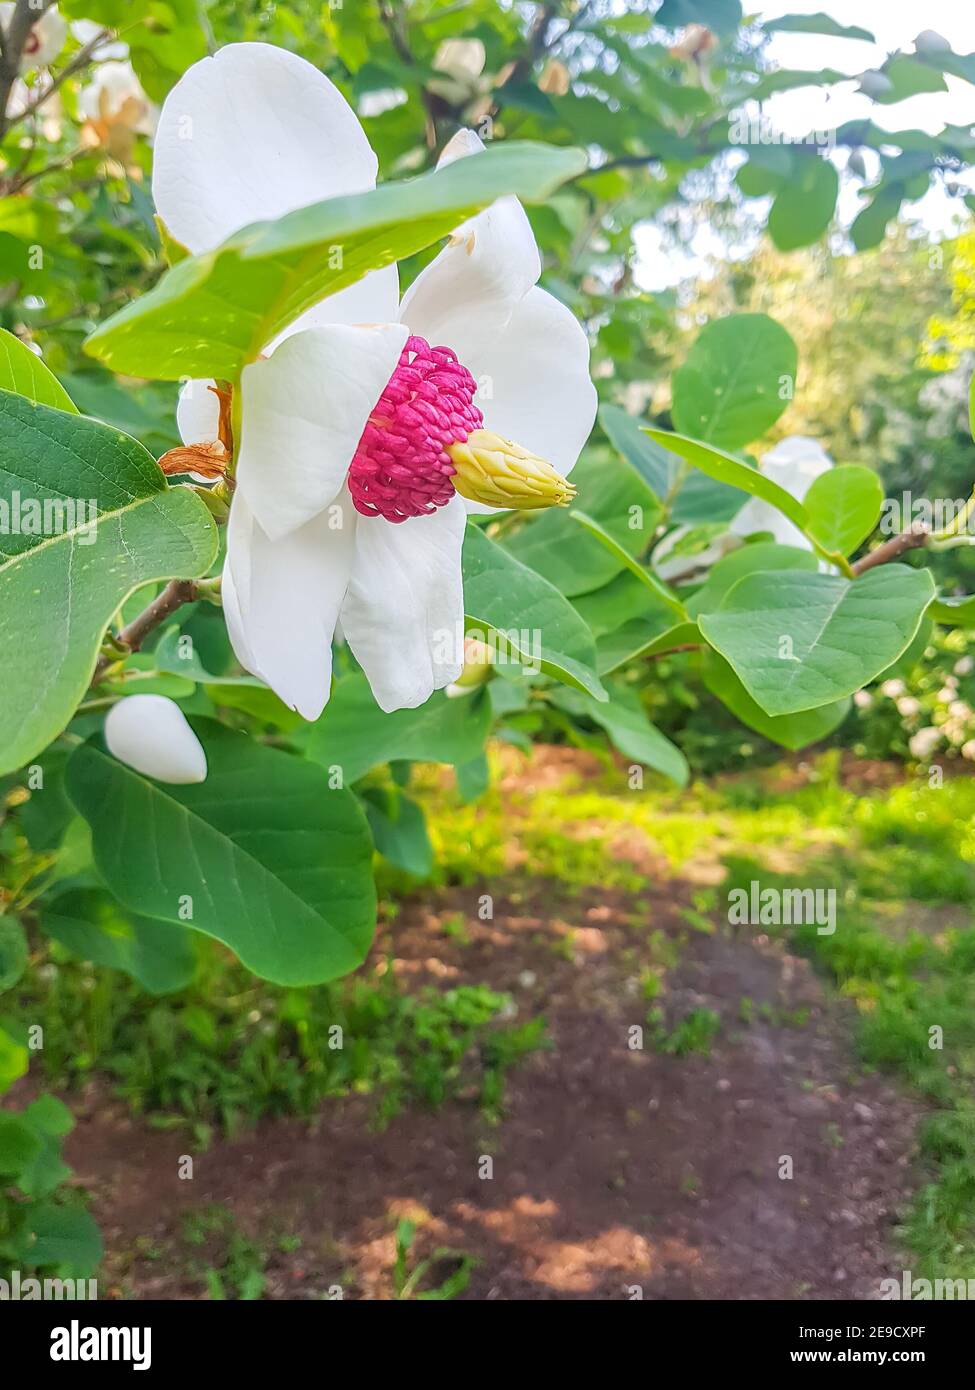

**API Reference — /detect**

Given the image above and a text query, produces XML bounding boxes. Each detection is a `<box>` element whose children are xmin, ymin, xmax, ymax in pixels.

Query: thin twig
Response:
<box><xmin>91</xmin><ymin>579</ymin><xmax>199</xmax><ymax>683</ymax></box>
<box><xmin>5</xmin><ymin>26</ymin><xmax>111</xmax><ymax>133</ymax></box>
<box><xmin>851</xmin><ymin>524</ymin><xmax>929</xmax><ymax>576</ymax></box>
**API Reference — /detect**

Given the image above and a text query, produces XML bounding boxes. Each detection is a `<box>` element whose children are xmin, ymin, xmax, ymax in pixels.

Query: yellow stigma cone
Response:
<box><xmin>448</xmin><ymin>429</ymin><xmax>576</xmax><ymax>510</ymax></box>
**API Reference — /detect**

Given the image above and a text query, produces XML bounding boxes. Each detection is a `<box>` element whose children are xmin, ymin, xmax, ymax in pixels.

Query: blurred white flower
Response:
<box><xmin>908</xmin><ymin>726</ymin><xmax>942</xmax><ymax>759</ymax></box>
<box><xmin>105</xmin><ymin>695</ymin><xmax>207</xmax><ymax>784</ymax></box>
<box><xmin>880</xmin><ymin>679</ymin><xmax>906</xmax><ymax>698</ymax></box>
<box><xmin>853</xmin><ymin>689</ymin><xmax>873</xmax><ymax>709</ymax></box>
<box><xmin>357</xmin><ymin>87</ymin><xmax>408</xmax><ymax>118</ymax></box>
<box><xmin>949</xmin><ymin>699</ymin><xmax>972</xmax><ymax>721</ymax></box>
<box><xmin>955</xmin><ymin>655</ymin><xmax>975</xmax><ymax>677</ymax></box>
<box><xmin>730</xmin><ymin>436</ymin><xmax>833</xmax><ymax>551</ymax></box>
<box><xmin>962</xmin><ymin>739</ymin><xmax>975</xmax><ymax>761</ymax></box>
<box><xmin>433</xmin><ymin>39</ymin><xmax>486</xmax><ymax>81</ymax></box>
<box><xmin>0</xmin><ymin>3</ymin><xmax>66</xmax><ymax>71</ymax></box>
<box><xmin>896</xmin><ymin>696</ymin><xmax>921</xmax><ymax>718</ymax></box>
<box><xmin>79</xmin><ymin>60</ymin><xmax>157</xmax><ymax>159</ymax></box>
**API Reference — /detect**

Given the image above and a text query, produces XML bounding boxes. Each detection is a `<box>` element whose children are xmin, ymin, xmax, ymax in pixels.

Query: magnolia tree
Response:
<box><xmin>1</xmin><ymin>0</ymin><xmax>974</xmax><ymax>1276</ymax></box>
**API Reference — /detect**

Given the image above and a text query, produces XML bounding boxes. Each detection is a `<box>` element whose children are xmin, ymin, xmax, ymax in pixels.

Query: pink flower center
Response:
<box><xmin>348</xmin><ymin>335</ymin><xmax>483</xmax><ymax>523</ymax></box>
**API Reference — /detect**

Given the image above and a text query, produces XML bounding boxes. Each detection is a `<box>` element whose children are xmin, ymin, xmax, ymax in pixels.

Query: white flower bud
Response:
<box><xmin>105</xmin><ymin>695</ymin><xmax>207</xmax><ymax>784</ymax></box>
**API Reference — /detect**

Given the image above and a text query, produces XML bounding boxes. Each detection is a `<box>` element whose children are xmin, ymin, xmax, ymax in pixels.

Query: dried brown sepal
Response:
<box><xmin>158</xmin><ymin>441</ymin><xmax>229</xmax><ymax>479</ymax></box>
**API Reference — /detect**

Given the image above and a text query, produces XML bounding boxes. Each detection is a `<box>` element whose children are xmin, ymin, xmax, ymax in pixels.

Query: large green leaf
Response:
<box><xmin>657</xmin><ymin>0</ymin><xmax>742</xmax><ymax>34</ymax></box>
<box><xmin>768</xmin><ymin>157</ymin><xmax>838</xmax><ymax>251</ymax></box>
<box><xmin>85</xmin><ymin>143</ymin><xmax>587</xmax><ymax>381</ymax></box>
<box><xmin>569</xmin><ymin>509</ymin><xmax>685</xmax><ymax>617</ymax></box>
<box><xmin>551</xmin><ymin>685</ymin><xmax>688</xmax><ymax>786</ymax></box>
<box><xmin>803</xmin><ymin>464</ymin><xmax>883</xmax><ymax>556</ymax></box>
<box><xmin>670</xmin><ymin>315</ymin><xmax>798</xmax><ymax>450</ymax></box>
<box><xmin>0</xmin><ymin>392</ymin><xmax>218</xmax><ymax>775</ymax></box>
<box><xmin>0</xmin><ymin>918</ymin><xmax>28</xmax><ymax>992</ymax></box>
<box><xmin>505</xmin><ymin>450</ymin><xmax>661</xmax><ymax>598</ymax></box>
<box><xmin>704</xmin><ymin>651</ymin><xmax>850</xmax><ymax>751</ymax></box>
<box><xmin>599</xmin><ymin>402</ymin><xmax>679</xmax><ymax>500</ymax></box>
<box><xmin>765</xmin><ymin>12</ymin><xmax>875</xmax><ymax>41</ymax></box>
<box><xmin>687</xmin><ymin>541</ymin><xmax>818</xmax><ymax>617</ymax></box>
<box><xmin>464</xmin><ymin>524</ymin><xmax>606</xmax><ymax>698</ymax></box>
<box><xmin>40</xmin><ymin>888</ymin><xmax>197</xmax><ymax>995</ymax></box>
<box><xmin>21</xmin><ymin>1204</ymin><xmax>103</xmax><ymax>1275</ymax></box>
<box><xmin>65</xmin><ymin>720</ymin><xmax>376</xmax><ymax>986</ymax></box>
<box><xmin>0</xmin><ymin>329</ymin><xmax>76</xmax><ymax>411</ymax></box>
<box><xmin>699</xmin><ymin>566</ymin><xmax>936</xmax><ymax>715</ymax></box>
<box><xmin>361</xmin><ymin>789</ymin><xmax>434</xmax><ymax>878</ymax></box>
<box><xmin>302</xmin><ymin>674</ymin><xmax>492</xmax><ymax>784</ymax></box>
<box><xmin>930</xmin><ymin>594</ymin><xmax>975</xmax><ymax>626</ymax></box>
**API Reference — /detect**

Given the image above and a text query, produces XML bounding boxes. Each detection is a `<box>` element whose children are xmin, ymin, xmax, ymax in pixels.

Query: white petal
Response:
<box><xmin>470</xmin><ymin>286</ymin><xmax>596</xmax><ymax>474</ymax></box>
<box><xmin>152</xmin><ymin>42</ymin><xmax>378</xmax><ymax>254</ymax></box>
<box><xmin>237</xmin><ymin>322</ymin><xmax>407</xmax><ymax>541</ymax></box>
<box><xmin>730</xmin><ymin>435</ymin><xmax>833</xmax><ymax>549</ymax></box>
<box><xmin>340</xmin><ymin>495</ymin><xmax>466</xmax><ymax>712</ymax></box>
<box><xmin>176</xmin><ymin>378</ymin><xmax>220</xmax><ymax>444</ymax></box>
<box><xmin>224</xmin><ymin>490</ymin><xmax>357</xmax><ymax>721</ymax></box>
<box><xmin>105</xmin><ymin>695</ymin><xmax>207</xmax><ymax>784</ymax></box>
<box><xmin>449</xmin><ymin>286</ymin><xmax>597</xmax><ymax>515</ymax></box>
<box><xmin>398</xmin><ymin>128</ymin><xmax>540</xmax><ymax>347</ymax></box>
<box><xmin>267</xmin><ymin>266</ymin><xmax>401</xmax><ymax>350</ymax></box>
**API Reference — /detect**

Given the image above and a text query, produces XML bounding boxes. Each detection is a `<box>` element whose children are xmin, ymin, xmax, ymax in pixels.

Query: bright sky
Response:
<box><xmin>634</xmin><ymin>0</ymin><xmax>975</xmax><ymax>291</ymax></box>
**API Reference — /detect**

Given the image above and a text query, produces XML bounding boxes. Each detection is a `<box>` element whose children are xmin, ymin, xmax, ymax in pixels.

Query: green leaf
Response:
<box><xmin>0</xmin><ymin>392</ymin><xmax>218</xmax><ymax>775</ymax></box>
<box><xmin>361</xmin><ymin>789</ymin><xmax>433</xmax><ymax>878</ymax></box>
<box><xmin>704</xmin><ymin>651</ymin><xmax>851</xmax><ymax>750</ymax></box>
<box><xmin>154</xmin><ymin>626</ymin><xmax>263</xmax><ymax>685</ymax></box>
<box><xmin>657</xmin><ymin>0</ymin><xmax>742</xmax><ymax>34</ymax></box>
<box><xmin>16</xmin><ymin>1097</ymin><xmax>74</xmax><ymax>1199</ymax></box>
<box><xmin>643</xmin><ymin>427</ymin><xmax>810</xmax><ymax>537</ymax></box>
<box><xmin>671</xmin><ymin>314</ymin><xmax>798</xmax><ymax>449</ymax></box>
<box><xmin>569</xmin><ymin>509</ymin><xmax>686</xmax><ymax>617</ymax></box>
<box><xmin>851</xmin><ymin>184</ymin><xmax>903</xmax><ymax>251</ymax></box>
<box><xmin>0</xmin><ymin>1114</ymin><xmax>41</xmax><ymax>1176</ymax></box>
<box><xmin>768</xmin><ymin>157</ymin><xmax>838</xmax><ymax>251</ymax></box>
<box><xmin>875</xmin><ymin>56</ymin><xmax>947</xmax><ymax>103</ymax></box>
<box><xmin>597</xmin><ymin>618</ymin><xmax>700</xmax><ymax>676</ymax></box>
<box><xmin>803</xmin><ymin>465</ymin><xmax>883</xmax><ymax>556</ymax></box>
<box><xmin>65</xmin><ymin>720</ymin><xmax>376</xmax><ymax>987</ymax></box>
<box><xmin>599</xmin><ymin>402</ymin><xmax>679</xmax><ymax>500</ymax></box>
<box><xmin>699</xmin><ymin>566</ymin><xmax>936</xmax><ymax>715</ymax></box>
<box><xmin>40</xmin><ymin>888</ymin><xmax>197</xmax><ymax>995</ymax></box>
<box><xmin>0</xmin><ymin>1018</ymin><xmax>29</xmax><ymax>1096</ymax></box>
<box><xmin>0</xmin><ymin>917</ymin><xmax>28</xmax><ymax>992</ymax></box>
<box><xmin>302</xmin><ymin>674</ymin><xmax>492</xmax><ymax>784</ymax></box>
<box><xmin>505</xmin><ymin>450</ymin><xmax>661</xmax><ymax>598</ymax></box>
<box><xmin>687</xmin><ymin>542</ymin><xmax>818</xmax><ymax>618</ymax></box>
<box><xmin>551</xmin><ymin>686</ymin><xmax>689</xmax><ymax>786</ymax></box>
<box><xmin>85</xmin><ymin>143</ymin><xmax>587</xmax><ymax>381</ymax></box>
<box><xmin>21</xmin><ymin>1203</ymin><xmax>103</xmax><ymax>1275</ymax></box>
<box><xmin>463</xmin><ymin>525</ymin><xmax>606</xmax><ymax>699</ymax></box>
<box><xmin>766</xmin><ymin>13</ymin><xmax>875</xmax><ymax>42</ymax></box>
<box><xmin>930</xmin><ymin>594</ymin><xmax>975</xmax><ymax>626</ymax></box>
<box><xmin>0</xmin><ymin>330</ymin><xmax>76</xmax><ymax>411</ymax></box>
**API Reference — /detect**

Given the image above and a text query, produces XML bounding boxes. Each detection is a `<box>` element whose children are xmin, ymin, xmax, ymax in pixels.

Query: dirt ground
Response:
<box><xmin>58</xmin><ymin>752</ymin><xmax>924</xmax><ymax>1300</ymax></box>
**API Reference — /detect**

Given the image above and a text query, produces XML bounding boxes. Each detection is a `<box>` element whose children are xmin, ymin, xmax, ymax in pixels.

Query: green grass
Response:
<box><xmin>12</xmin><ymin>948</ymin><xmax>547</xmax><ymax>1141</ymax></box>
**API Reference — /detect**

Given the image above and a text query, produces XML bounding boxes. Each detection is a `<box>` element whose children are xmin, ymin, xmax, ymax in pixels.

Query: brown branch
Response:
<box><xmin>486</xmin><ymin>2</ymin><xmax>559</xmax><ymax>123</ymax></box>
<box><xmin>91</xmin><ymin>579</ymin><xmax>199</xmax><ymax>683</ymax></box>
<box><xmin>851</xmin><ymin>524</ymin><xmax>929</xmax><ymax>576</ymax></box>
<box><xmin>0</xmin><ymin>0</ymin><xmax>57</xmax><ymax>139</ymax></box>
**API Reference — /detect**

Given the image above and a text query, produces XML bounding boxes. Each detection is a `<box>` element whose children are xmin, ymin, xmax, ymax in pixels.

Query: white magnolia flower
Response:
<box><xmin>153</xmin><ymin>43</ymin><xmax>597</xmax><ymax>719</ymax></box>
<box><xmin>105</xmin><ymin>695</ymin><xmax>207</xmax><ymax>784</ymax></box>
<box><xmin>0</xmin><ymin>3</ymin><xmax>66</xmax><ymax>71</ymax></box>
<box><xmin>730</xmin><ymin>436</ymin><xmax>833</xmax><ymax>551</ymax></box>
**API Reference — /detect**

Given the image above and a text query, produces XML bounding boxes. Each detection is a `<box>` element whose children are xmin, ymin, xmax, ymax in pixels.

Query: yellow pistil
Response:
<box><xmin>447</xmin><ymin>429</ymin><xmax>576</xmax><ymax>511</ymax></box>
